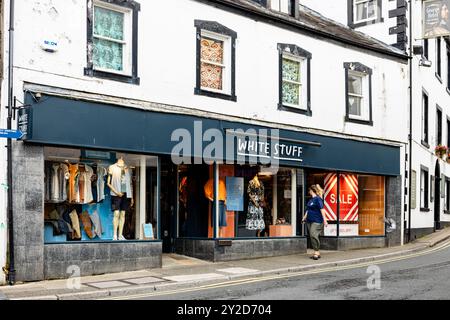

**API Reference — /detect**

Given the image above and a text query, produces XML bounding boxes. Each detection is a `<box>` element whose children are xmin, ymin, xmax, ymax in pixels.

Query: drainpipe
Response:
<box><xmin>407</xmin><ymin>0</ymin><xmax>413</xmax><ymax>244</ymax></box>
<box><xmin>6</xmin><ymin>0</ymin><xmax>15</xmax><ymax>285</ymax></box>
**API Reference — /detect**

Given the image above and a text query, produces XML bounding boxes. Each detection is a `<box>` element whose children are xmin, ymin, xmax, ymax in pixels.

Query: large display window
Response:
<box><xmin>44</xmin><ymin>147</ymin><xmax>158</xmax><ymax>243</ymax></box>
<box><xmin>216</xmin><ymin>165</ymin><xmax>303</xmax><ymax>238</ymax></box>
<box><xmin>306</xmin><ymin>170</ymin><xmax>385</xmax><ymax>237</ymax></box>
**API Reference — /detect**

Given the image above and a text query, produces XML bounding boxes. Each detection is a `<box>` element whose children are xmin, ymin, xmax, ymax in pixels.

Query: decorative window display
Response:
<box><xmin>200</xmin><ymin>37</ymin><xmax>225</xmax><ymax>91</ymax></box>
<box><xmin>307</xmin><ymin>170</ymin><xmax>385</xmax><ymax>237</ymax></box>
<box><xmin>44</xmin><ymin>147</ymin><xmax>158</xmax><ymax>243</ymax></box>
<box><xmin>282</xmin><ymin>58</ymin><xmax>302</xmax><ymax>107</ymax></box>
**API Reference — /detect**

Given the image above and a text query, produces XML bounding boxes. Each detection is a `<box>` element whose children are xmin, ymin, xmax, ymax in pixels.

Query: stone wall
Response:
<box><xmin>12</xmin><ymin>142</ymin><xmax>45</xmax><ymax>282</ymax></box>
<box><xmin>44</xmin><ymin>242</ymin><xmax>162</xmax><ymax>280</ymax></box>
<box><xmin>175</xmin><ymin>238</ymin><xmax>307</xmax><ymax>262</ymax></box>
<box><xmin>385</xmin><ymin>175</ymin><xmax>403</xmax><ymax>247</ymax></box>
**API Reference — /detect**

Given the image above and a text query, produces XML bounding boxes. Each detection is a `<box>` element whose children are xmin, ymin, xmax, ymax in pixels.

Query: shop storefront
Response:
<box><xmin>12</xmin><ymin>91</ymin><xmax>402</xmax><ymax>281</ymax></box>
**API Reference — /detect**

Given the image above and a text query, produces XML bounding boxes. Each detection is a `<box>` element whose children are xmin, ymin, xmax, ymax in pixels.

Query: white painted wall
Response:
<box><xmin>8</xmin><ymin>0</ymin><xmax>407</xmax><ymax>144</ymax></box>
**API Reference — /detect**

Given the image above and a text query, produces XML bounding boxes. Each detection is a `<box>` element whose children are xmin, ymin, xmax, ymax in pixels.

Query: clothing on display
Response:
<box><xmin>108</xmin><ymin>163</ymin><xmax>133</xmax><ymax>198</ymax></box>
<box><xmin>80</xmin><ymin>211</ymin><xmax>95</xmax><ymax>239</ymax></box>
<box><xmin>111</xmin><ymin>193</ymin><xmax>131</xmax><ymax>212</ymax></box>
<box><xmin>90</xmin><ymin>210</ymin><xmax>103</xmax><ymax>238</ymax></box>
<box><xmin>96</xmin><ymin>166</ymin><xmax>108</xmax><ymax>202</ymax></box>
<box><xmin>46</xmin><ymin>162</ymin><xmax>107</xmax><ymax>205</ymax></box>
<box><xmin>204</xmin><ymin>178</ymin><xmax>228</xmax><ymax>228</ymax></box>
<box><xmin>246</xmin><ymin>177</ymin><xmax>265</xmax><ymax>231</ymax></box>
<box><xmin>69</xmin><ymin>209</ymin><xmax>82</xmax><ymax>239</ymax></box>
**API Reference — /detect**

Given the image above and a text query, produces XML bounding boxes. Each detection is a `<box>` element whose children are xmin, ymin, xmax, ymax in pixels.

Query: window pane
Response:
<box><xmin>282</xmin><ymin>58</ymin><xmax>300</xmax><ymax>82</ymax></box>
<box><xmin>348</xmin><ymin>74</ymin><xmax>362</xmax><ymax>95</ymax></box>
<box><xmin>358</xmin><ymin>175</ymin><xmax>385</xmax><ymax>236</ymax></box>
<box><xmin>201</xmin><ymin>62</ymin><xmax>223</xmax><ymax>90</ymax></box>
<box><xmin>355</xmin><ymin>3</ymin><xmax>368</xmax><ymax>21</ymax></box>
<box><xmin>201</xmin><ymin>38</ymin><xmax>224</xmax><ymax>64</ymax></box>
<box><xmin>348</xmin><ymin>96</ymin><xmax>362</xmax><ymax>116</ymax></box>
<box><xmin>94</xmin><ymin>6</ymin><xmax>124</xmax><ymax>41</ymax></box>
<box><xmin>44</xmin><ymin>147</ymin><xmax>158</xmax><ymax>243</ymax></box>
<box><xmin>282</xmin><ymin>81</ymin><xmax>300</xmax><ymax>105</ymax></box>
<box><xmin>93</xmin><ymin>38</ymin><xmax>123</xmax><ymax>71</ymax></box>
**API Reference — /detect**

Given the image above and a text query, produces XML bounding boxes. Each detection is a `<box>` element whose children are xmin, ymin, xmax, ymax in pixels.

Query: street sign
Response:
<box><xmin>0</xmin><ymin>129</ymin><xmax>24</xmax><ymax>139</ymax></box>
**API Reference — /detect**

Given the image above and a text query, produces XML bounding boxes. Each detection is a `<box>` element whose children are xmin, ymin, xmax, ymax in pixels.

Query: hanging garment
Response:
<box><xmin>49</xmin><ymin>163</ymin><xmax>70</xmax><ymax>202</ymax></box>
<box><xmin>69</xmin><ymin>210</ymin><xmax>81</xmax><ymax>239</ymax></box>
<box><xmin>79</xmin><ymin>166</ymin><xmax>86</xmax><ymax>204</ymax></box>
<box><xmin>80</xmin><ymin>211</ymin><xmax>94</xmax><ymax>239</ymax></box>
<box><xmin>108</xmin><ymin>163</ymin><xmax>133</xmax><ymax>198</ymax></box>
<box><xmin>96</xmin><ymin>166</ymin><xmax>108</xmax><ymax>202</ymax></box>
<box><xmin>82</xmin><ymin>165</ymin><xmax>94</xmax><ymax>204</ymax></box>
<box><xmin>44</xmin><ymin>163</ymin><xmax>52</xmax><ymax>202</ymax></box>
<box><xmin>246</xmin><ymin>179</ymin><xmax>265</xmax><ymax>231</ymax></box>
<box><xmin>68</xmin><ymin>164</ymin><xmax>79</xmax><ymax>203</ymax></box>
<box><xmin>90</xmin><ymin>210</ymin><xmax>103</xmax><ymax>238</ymax></box>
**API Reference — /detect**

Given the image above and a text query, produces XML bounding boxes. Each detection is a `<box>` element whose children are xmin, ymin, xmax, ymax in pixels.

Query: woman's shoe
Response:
<box><xmin>312</xmin><ymin>255</ymin><xmax>319</xmax><ymax>260</ymax></box>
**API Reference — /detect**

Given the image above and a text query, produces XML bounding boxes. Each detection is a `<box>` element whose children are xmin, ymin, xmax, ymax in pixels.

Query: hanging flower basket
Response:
<box><xmin>435</xmin><ymin>145</ymin><xmax>448</xmax><ymax>159</ymax></box>
<box><xmin>447</xmin><ymin>153</ymin><xmax>450</xmax><ymax>164</ymax></box>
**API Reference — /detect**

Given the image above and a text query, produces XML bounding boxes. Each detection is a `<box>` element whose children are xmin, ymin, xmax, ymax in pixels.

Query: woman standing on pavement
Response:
<box><xmin>302</xmin><ymin>185</ymin><xmax>328</xmax><ymax>260</ymax></box>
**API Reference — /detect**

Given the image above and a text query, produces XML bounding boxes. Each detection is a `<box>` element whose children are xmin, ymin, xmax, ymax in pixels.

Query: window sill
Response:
<box><xmin>194</xmin><ymin>87</ymin><xmax>237</xmax><ymax>102</ymax></box>
<box><xmin>278</xmin><ymin>103</ymin><xmax>312</xmax><ymax>116</ymax></box>
<box><xmin>345</xmin><ymin>117</ymin><xmax>373</xmax><ymax>126</ymax></box>
<box><xmin>421</xmin><ymin>140</ymin><xmax>430</xmax><ymax>149</ymax></box>
<box><xmin>436</xmin><ymin>73</ymin><xmax>443</xmax><ymax>84</ymax></box>
<box><xmin>349</xmin><ymin>17</ymin><xmax>384</xmax><ymax>29</ymax></box>
<box><xmin>420</xmin><ymin>207</ymin><xmax>431</xmax><ymax>212</ymax></box>
<box><xmin>84</xmin><ymin>68</ymin><xmax>140</xmax><ymax>85</ymax></box>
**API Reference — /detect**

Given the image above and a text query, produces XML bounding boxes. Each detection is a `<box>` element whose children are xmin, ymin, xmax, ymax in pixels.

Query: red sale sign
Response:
<box><xmin>323</xmin><ymin>173</ymin><xmax>359</xmax><ymax>222</ymax></box>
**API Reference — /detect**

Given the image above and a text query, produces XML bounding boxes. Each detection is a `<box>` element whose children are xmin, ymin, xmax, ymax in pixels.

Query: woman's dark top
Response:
<box><xmin>306</xmin><ymin>196</ymin><xmax>324</xmax><ymax>224</ymax></box>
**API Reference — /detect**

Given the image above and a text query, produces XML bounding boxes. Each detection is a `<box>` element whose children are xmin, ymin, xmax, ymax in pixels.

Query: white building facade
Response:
<box><xmin>302</xmin><ymin>0</ymin><xmax>450</xmax><ymax>241</ymax></box>
<box><xmin>0</xmin><ymin>0</ymin><xmax>408</xmax><ymax>283</ymax></box>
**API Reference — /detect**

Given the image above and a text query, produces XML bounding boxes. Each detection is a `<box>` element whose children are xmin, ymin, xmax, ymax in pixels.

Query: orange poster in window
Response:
<box><xmin>323</xmin><ymin>173</ymin><xmax>359</xmax><ymax>222</ymax></box>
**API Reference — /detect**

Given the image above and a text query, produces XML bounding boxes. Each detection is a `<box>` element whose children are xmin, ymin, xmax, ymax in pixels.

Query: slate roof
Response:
<box><xmin>207</xmin><ymin>0</ymin><xmax>409</xmax><ymax>61</ymax></box>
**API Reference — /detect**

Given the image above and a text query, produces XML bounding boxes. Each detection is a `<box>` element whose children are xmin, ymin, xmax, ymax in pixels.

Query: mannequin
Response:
<box><xmin>107</xmin><ymin>157</ymin><xmax>134</xmax><ymax>241</ymax></box>
<box><xmin>246</xmin><ymin>174</ymin><xmax>265</xmax><ymax>236</ymax></box>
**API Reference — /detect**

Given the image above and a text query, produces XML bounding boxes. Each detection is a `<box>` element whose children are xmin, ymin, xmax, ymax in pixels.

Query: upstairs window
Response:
<box><xmin>270</xmin><ymin>0</ymin><xmax>297</xmax><ymax>16</ymax></box>
<box><xmin>437</xmin><ymin>106</ymin><xmax>443</xmax><ymax>146</ymax></box>
<box><xmin>344</xmin><ymin>62</ymin><xmax>373</xmax><ymax>125</ymax></box>
<box><xmin>348</xmin><ymin>0</ymin><xmax>382</xmax><ymax>28</ymax></box>
<box><xmin>420</xmin><ymin>166</ymin><xmax>429</xmax><ymax>210</ymax></box>
<box><xmin>278</xmin><ymin>43</ymin><xmax>311</xmax><ymax>115</ymax></box>
<box><xmin>422</xmin><ymin>91</ymin><xmax>429</xmax><ymax>147</ymax></box>
<box><xmin>85</xmin><ymin>0</ymin><xmax>140</xmax><ymax>84</ymax></box>
<box><xmin>195</xmin><ymin>20</ymin><xmax>237</xmax><ymax>101</ymax></box>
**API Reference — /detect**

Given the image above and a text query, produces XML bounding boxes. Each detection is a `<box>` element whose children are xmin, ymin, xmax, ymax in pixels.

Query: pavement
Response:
<box><xmin>1</xmin><ymin>228</ymin><xmax>450</xmax><ymax>300</ymax></box>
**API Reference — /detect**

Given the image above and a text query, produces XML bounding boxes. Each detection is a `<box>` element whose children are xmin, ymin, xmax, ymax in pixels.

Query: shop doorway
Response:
<box><xmin>434</xmin><ymin>160</ymin><xmax>441</xmax><ymax>231</ymax></box>
<box><xmin>160</xmin><ymin>159</ymin><xmax>178</xmax><ymax>253</ymax></box>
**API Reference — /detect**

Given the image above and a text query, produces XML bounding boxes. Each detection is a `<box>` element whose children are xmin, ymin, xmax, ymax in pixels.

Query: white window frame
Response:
<box><xmin>92</xmin><ymin>1</ymin><xmax>133</xmax><ymax>76</ymax></box>
<box><xmin>200</xmin><ymin>30</ymin><xmax>232</xmax><ymax>95</ymax></box>
<box><xmin>353</xmin><ymin>0</ymin><xmax>378</xmax><ymax>24</ymax></box>
<box><xmin>271</xmin><ymin>0</ymin><xmax>290</xmax><ymax>14</ymax></box>
<box><xmin>282</xmin><ymin>53</ymin><xmax>307</xmax><ymax>110</ymax></box>
<box><xmin>347</xmin><ymin>70</ymin><xmax>370</xmax><ymax>121</ymax></box>
<box><xmin>420</xmin><ymin>170</ymin><xmax>426</xmax><ymax>208</ymax></box>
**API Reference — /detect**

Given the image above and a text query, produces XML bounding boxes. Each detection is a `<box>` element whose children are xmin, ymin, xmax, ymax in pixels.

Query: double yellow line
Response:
<box><xmin>103</xmin><ymin>239</ymin><xmax>450</xmax><ymax>300</ymax></box>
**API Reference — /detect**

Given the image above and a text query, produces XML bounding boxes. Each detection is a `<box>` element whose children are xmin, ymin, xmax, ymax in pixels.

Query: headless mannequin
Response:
<box><xmin>107</xmin><ymin>157</ymin><xmax>134</xmax><ymax>241</ymax></box>
<box><xmin>250</xmin><ymin>174</ymin><xmax>262</xmax><ymax>237</ymax></box>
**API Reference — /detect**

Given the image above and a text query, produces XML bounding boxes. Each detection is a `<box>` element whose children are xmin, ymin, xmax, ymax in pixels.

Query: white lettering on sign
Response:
<box><xmin>237</xmin><ymin>137</ymin><xmax>303</xmax><ymax>162</ymax></box>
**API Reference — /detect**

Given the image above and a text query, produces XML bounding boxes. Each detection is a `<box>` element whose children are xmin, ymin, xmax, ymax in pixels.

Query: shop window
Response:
<box><xmin>344</xmin><ymin>62</ymin><xmax>373</xmax><ymax>125</ymax></box>
<box><xmin>214</xmin><ymin>165</ymin><xmax>301</xmax><ymax>239</ymax></box>
<box><xmin>194</xmin><ymin>20</ymin><xmax>237</xmax><ymax>101</ymax></box>
<box><xmin>348</xmin><ymin>0</ymin><xmax>382</xmax><ymax>28</ymax></box>
<box><xmin>44</xmin><ymin>147</ymin><xmax>158</xmax><ymax>243</ymax></box>
<box><xmin>85</xmin><ymin>0</ymin><xmax>140</xmax><ymax>84</ymax></box>
<box><xmin>306</xmin><ymin>170</ymin><xmax>385</xmax><ymax>237</ymax></box>
<box><xmin>278</xmin><ymin>43</ymin><xmax>311</xmax><ymax>115</ymax></box>
<box><xmin>420</xmin><ymin>166</ymin><xmax>429</xmax><ymax>211</ymax></box>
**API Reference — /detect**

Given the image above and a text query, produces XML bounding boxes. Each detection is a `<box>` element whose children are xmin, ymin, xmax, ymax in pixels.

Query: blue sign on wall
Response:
<box><xmin>226</xmin><ymin>177</ymin><xmax>244</xmax><ymax>212</ymax></box>
<box><xmin>0</xmin><ymin>129</ymin><xmax>24</xmax><ymax>139</ymax></box>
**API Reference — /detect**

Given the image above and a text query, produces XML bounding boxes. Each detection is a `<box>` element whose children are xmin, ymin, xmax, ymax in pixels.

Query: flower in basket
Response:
<box><xmin>435</xmin><ymin>145</ymin><xmax>448</xmax><ymax>158</ymax></box>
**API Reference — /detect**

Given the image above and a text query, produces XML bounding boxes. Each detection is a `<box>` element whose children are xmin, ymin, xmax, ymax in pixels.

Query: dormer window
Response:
<box><xmin>269</xmin><ymin>0</ymin><xmax>298</xmax><ymax>17</ymax></box>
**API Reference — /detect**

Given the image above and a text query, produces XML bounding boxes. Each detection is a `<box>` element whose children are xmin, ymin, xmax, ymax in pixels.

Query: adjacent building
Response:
<box><xmin>0</xmin><ymin>0</ymin><xmax>408</xmax><ymax>283</ymax></box>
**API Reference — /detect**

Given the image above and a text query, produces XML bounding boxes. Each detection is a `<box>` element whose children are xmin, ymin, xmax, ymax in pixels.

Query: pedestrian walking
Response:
<box><xmin>302</xmin><ymin>185</ymin><xmax>328</xmax><ymax>260</ymax></box>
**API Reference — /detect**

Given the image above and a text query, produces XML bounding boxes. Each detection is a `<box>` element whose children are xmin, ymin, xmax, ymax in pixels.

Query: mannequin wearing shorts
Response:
<box><xmin>107</xmin><ymin>157</ymin><xmax>134</xmax><ymax>241</ymax></box>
